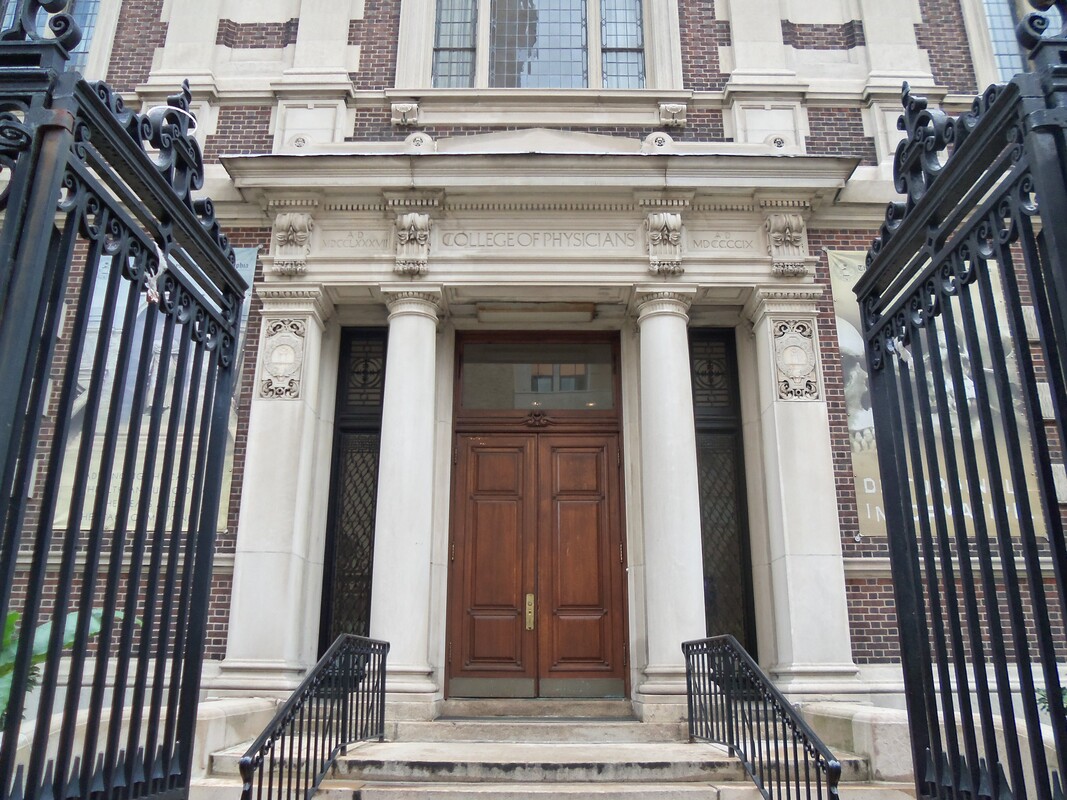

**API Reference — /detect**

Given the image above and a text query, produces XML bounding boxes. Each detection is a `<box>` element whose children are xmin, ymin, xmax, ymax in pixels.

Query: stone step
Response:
<box><xmin>332</xmin><ymin>740</ymin><xmax>863</xmax><ymax>784</ymax></box>
<box><xmin>438</xmin><ymin>699</ymin><xmax>636</xmax><ymax>719</ymax></box>
<box><xmin>389</xmin><ymin>718</ymin><xmax>688</xmax><ymax>743</ymax></box>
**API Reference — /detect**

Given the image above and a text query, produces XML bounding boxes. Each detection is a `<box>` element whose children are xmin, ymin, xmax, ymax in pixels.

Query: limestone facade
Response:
<box><xmin>81</xmin><ymin>0</ymin><xmax>1034</xmax><ymax>718</ymax></box>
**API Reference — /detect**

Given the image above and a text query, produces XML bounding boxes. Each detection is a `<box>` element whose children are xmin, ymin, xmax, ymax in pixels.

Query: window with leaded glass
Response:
<box><xmin>982</xmin><ymin>0</ymin><xmax>1064</xmax><ymax>81</ymax></box>
<box><xmin>0</xmin><ymin>0</ymin><xmax>100</xmax><ymax>72</ymax></box>
<box><xmin>431</xmin><ymin>0</ymin><xmax>645</xmax><ymax>88</ymax></box>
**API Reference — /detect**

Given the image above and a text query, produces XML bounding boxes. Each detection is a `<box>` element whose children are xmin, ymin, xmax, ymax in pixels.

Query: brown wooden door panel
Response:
<box><xmin>448</xmin><ymin>433</ymin><xmax>625</xmax><ymax>697</ymax></box>
<box><xmin>449</xmin><ymin>437</ymin><xmax>537</xmax><ymax>692</ymax></box>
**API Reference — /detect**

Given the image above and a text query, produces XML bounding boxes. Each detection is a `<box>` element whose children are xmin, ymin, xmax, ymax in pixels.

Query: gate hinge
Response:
<box><xmin>1026</xmin><ymin>107</ymin><xmax>1067</xmax><ymax>133</ymax></box>
<box><xmin>619</xmin><ymin>543</ymin><xmax>624</xmax><ymax>564</ymax></box>
<box><xmin>616</xmin><ymin>449</ymin><xmax>621</xmax><ymax>468</ymax></box>
<box><xmin>623</xmin><ymin>641</ymin><xmax>628</xmax><ymax>667</ymax></box>
<box><xmin>448</xmin><ymin>640</ymin><xmax>452</xmax><ymax>664</ymax></box>
<box><xmin>453</xmin><ymin>446</ymin><xmax>458</xmax><ymax>465</ymax></box>
<box><xmin>450</xmin><ymin>541</ymin><xmax>455</xmax><ymax>561</ymax></box>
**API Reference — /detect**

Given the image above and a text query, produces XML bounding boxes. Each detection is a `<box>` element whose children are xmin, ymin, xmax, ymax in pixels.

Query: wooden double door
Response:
<box><xmin>446</xmin><ymin>432</ymin><xmax>627</xmax><ymax>698</ymax></box>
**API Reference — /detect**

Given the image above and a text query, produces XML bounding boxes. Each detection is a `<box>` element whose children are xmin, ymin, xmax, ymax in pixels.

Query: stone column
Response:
<box><xmin>217</xmin><ymin>286</ymin><xmax>336</xmax><ymax>692</ymax></box>
<box><xmin>744</xmin><ymin>288</ymin><xmax>858</xmax><ymax>695</ymax></box>
<box><xmin>369</xmin><ymin>288</ymin><xmax>442</xmax><ymax>718</ymax></box>
<box><xmin>633</xmin><ymin>287</ymin><xmax>707</xmax><ymax>720</ymax></box>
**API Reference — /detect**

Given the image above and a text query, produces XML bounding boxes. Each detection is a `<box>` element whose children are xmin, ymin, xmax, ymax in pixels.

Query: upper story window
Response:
<box><xmin>0</xmin><ymin>0</ymin><xmax>100</xmax><ymax>72</ymax></box>
<box><xmin>432</xmin><ymin>0</ymin><xmax>645</xmax><ymax>88</ymax></box>
<box><xmin>982</xmin><ymin>0</ymin><xmax>1064</xmax><ymax>81</ymax></box>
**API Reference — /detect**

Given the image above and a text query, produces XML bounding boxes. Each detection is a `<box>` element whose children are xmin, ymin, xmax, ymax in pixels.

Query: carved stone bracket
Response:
<box><xmin>764</xmin><ymin>212</ymin><xmax>810</xmax><ymax>277</ymax></box>
<box><xmin>260</xmin><ymin>318</ymin><xmax>307</xmax><ymax>399</ymax></box>
<box><xmin>773</xmin><ymin>319</ymin><xmax>820</xmax><ymax>400</ymax></box>
<box><xmin>272</xmin><ymin>212</ymin><xmax>314</xmax><ymax>277</ymax></box>
<box><xmin>646</xmin><ymin>212</ymin><xmax>683</xmax><ymax>275</ymax></box>
<box><xmin>659</xmin><ymin>102</ymin><xmax>687</xmax><ymax>128</ymax></box>
<box><xmin>395</xmin><ymin>213</ymin><xmax>432</xmax><ymax>275</ymax></box>
<box><xmin>392</xmin><ymin>102</ymin><xmax>419</xmax><ymax>126</ymax></box>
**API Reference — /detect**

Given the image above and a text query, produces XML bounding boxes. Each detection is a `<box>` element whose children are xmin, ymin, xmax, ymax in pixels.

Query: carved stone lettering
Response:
<box><xmin>260</xmin><ymin>318</ymin><xmax>307</xmax><ymax>399</ymax></box>
<box><xmin>773</xmin><ymin>319</ymin><xmax>820</xmax><ymax>400</ymax></box>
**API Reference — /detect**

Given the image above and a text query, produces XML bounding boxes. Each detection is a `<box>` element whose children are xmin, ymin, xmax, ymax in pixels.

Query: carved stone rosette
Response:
<box><xmin>773</xmin><ymin>320</ymin><xmax>820</xmax><ymax>400</ymax></box>
<box><xmin>260</xmin><ymin>318</ymin><xmax>307</xmax><ymax>399</ymax></box>
<box><xmin>272</xmin><ymin>212</ymin><xmax>314</xmax><ymax>277</ymax></box>
<box><xmin>646</xmin><ymin>212</ymin><xmax>683</xmax><ymax>275</ymax></box>
<box><xmin>764</xmin><ymin>213</ymin><xmax>809</xmax><ymax>277</ymax></box>
<box><xmin>395</xmin><ymin>213</ymin><xmax>432</xmax><ymax>275</ymax></box>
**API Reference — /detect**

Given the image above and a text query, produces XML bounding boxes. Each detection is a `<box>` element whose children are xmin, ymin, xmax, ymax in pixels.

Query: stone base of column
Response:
<box><xmin>384</xmin><ymin>664</ymin><xmax>440</xmax><ymax>721</ymax></box>
<box><xmin>633</xmin><ymin>664</ymin><xmax>689</xmax><ymax>722</ymax></box>
<box><xmin>770</xmin><ymin>662</ymin><xmax>864</xmax><ymax>702</ymax></box>
<box><xmin>208</xmin><ymin>658</ymin><xmax>310</xmax><ymax>697</ymax></box>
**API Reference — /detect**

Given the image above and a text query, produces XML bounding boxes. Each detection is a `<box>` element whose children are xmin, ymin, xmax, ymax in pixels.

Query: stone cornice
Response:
<box><xmin>257</xmin><ymin>284</ymin><xmax>334</xmax><ymax>325</ymax></box>
<box><xmin>743</xmin><ymin>285</ymin><xmax>825</xmax><ymax>323</ymax></box>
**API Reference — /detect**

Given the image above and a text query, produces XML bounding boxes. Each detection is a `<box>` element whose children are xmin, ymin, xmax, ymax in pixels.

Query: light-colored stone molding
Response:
<box><xmin>646</xmin><ymin>212</ymin><xmax>684</xmax><ymax>276</ymax></box>
<box><xmin>395</xmin><ymin>213</ymin><xmax>432</xmax><ymax>276</ymax></box>
<box><xmin>384</xmin><ymin>190</ymin><xmax>444</xmax><ymax>210</ymax></box>
<box><xmin>764</xmin><ymin>212</ymin><xmax>810</xmax><ymax>277</ymax></box>
<box><xmin>659</xmin><ymin>102</ymin><xmax>687</xmax><ymax>128</ymax></box>
<box><xmin>382</xmin><ymin>287</ymin><xmax>443</xmax><ymax>325</ymax></box>
<box><xmin>635</xmin><ymin>191</ymin><xmax>693</xmax><ymax>210</ymax></box>
<box><xmin>271</xmin><ymin>211</ymin><xmax>315</xmax><ymax>277</ymax></box>
<box><xmin>392</xmin><ymin>102</ymin><xmax>420</xmax><ymax>126</ymax></box>
<box><xmin>773</xmin><ymin>319</ymin><xmax>821</xmax><ymax>400</ymax></box>
<box><xmin>256</xmin><ymin>285</ymin><xmax>334</xmax><ymax>327</ymax></box>
<box><xmin>260</xmin><ymin>318</ymin><xmax>306</xmax><ymax>400</ymax></box>
<box><xmin>634</xmin><ymin>286</ymin><xmax>697</xmax><ymax>324</ymax></box>
<box><xmin>742</xmin><ymin>286</ymin><xmax>824</xmax><ymax>328</ymax></box>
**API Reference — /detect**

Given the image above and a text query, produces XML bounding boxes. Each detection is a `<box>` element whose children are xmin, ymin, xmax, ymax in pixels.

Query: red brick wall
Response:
<box><xmin>781</xmin><ymin>20</ymin><xmax>865</xmax><ymax>49</ymax></box>
<box><xmin>806</xmin><ymin>107</ymin><xmax>878</xmax><ymax>167</ymax></box>
<box><xmin>678</xmin><ymin>0</ymin><xmax>731</xmax><ymax>92</ymax></box>
<box><xmin>915</xmin><ymin>0</ymin><xmax>978</xmax><ymax>94</ymax></box>
<box><xmin>216</xmin><ymin>19</ymin><xmax>299</xmax><ymax>49</ymax></box>
<box><xmin>348</xmin><ymin>0</ymin><xmax>403</xmax><ymax>91</ymax></box>
<box><xmin>106</xmin><ymin>0</ymin><xmax>167</xmax><ymax>92</ymax></box>
<box><xmin>202</xmin><ymin>106</ymin><xmax>274</xmax><ymax>163</ymax></box>
<box><xmin>846</xmin><ymin>577</ymin><xmax>900</xmax><ymax>663</ymax></box>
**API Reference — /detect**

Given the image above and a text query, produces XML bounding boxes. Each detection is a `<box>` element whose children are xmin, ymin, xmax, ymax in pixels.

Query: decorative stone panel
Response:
<box><xmin>781</xmin><ymin>20</ymin><xmax>865</xmax><ymax>49</ymax></box>
<box><xmin>395</xmin><ymin>213</ymin><xmax>432</xmax><ymax>275</ymax></box>
<box><xmin>773</xmin><ymin>320</ymin><xmax>820</xmax><ymax>400</ymax></box>
<box><xmin>216</xmin><ymin>18</ymin><xmax>300</xmax><ymax>48</ymax></box>
<box><xmin>260</xmin><ymin>319</ymin><xmax>306</xmax><ymax>399</ymax></box>
<box><xmin>272</xmin><ymin>212</ymin><xmax>314</xmax><ymax>276</ymax></box>
<box><xmin>646</xmin><ymin>212</ymin><xmax>683</xmax><ymax>275</ymax></box>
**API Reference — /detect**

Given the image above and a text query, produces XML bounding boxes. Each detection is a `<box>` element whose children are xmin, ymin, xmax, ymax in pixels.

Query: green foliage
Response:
<box><xmin>0</xmin><ymin>609</ymin><xmax>116</xmax><ymax>727</ymax></box>
<box><xmin>1037</xmin><ymin>686</ymin><xmax>1067</xmax><ymax>712</ymax></box>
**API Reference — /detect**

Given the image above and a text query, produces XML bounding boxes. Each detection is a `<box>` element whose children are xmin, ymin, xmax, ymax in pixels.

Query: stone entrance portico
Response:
<box><xmin>213</xmin><ymin>132</ymin><xmax>861</xmax><ymax>719</ymax></box>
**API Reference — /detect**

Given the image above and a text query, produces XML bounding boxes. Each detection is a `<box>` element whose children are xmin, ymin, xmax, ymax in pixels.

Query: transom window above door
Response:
<box><xmin>432</xmin><ymin>0</ymin><xmax>645</xmax><ymax>88</ymax></box>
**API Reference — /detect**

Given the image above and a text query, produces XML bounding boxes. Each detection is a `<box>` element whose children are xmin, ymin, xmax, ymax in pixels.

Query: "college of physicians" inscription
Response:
<box><xmin>439</xmin><ymin>230</ymin><xmax>637</xmax><ymax>249</ymax></box>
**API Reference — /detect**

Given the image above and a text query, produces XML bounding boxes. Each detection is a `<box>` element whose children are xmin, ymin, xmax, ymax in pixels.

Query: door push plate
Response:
<box><xmin>525</xmin><ymin>593</ymin><xmax>535</xmax><ymax>631</ymax></box>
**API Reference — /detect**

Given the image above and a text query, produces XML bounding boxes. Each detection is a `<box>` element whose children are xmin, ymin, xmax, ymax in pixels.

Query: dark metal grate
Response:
<box><xmin>689</xmin><ymin>331</ymin><xmax>756</xmax><ymax>654</ymax></box>
<box><xmin>320</xmin><ymin>330</ymin><xmax>387</xmax><ymax>653</ymax></box>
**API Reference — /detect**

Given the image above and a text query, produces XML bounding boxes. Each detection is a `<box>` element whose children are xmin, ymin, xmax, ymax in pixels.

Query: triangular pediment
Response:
<box><xmin>433</xmin><ymin>127</ymin><xmax>642</xmax><ymax>155</ymax></box>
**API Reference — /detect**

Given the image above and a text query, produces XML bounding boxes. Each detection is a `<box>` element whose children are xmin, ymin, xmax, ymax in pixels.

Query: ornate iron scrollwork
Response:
<box><xmin>0</xmin><ymin>0</ymin><xmax>82</xmax><ymax>54</ymax></box>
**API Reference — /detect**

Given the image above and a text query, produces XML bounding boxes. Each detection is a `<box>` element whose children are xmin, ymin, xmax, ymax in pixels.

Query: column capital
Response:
<box><xmin>634</xmin><ymin>285</ymin><xmax>697</xmax><ymax>324</ymax></box>
<box><xmin>742</xmin><ymin>285</ymin><xmax>823</xmax><ymax>324</ymax></box>
<box><xmin>258</xmin><ymin>284</ymin><xmax>334</xmax><ymax>328</ymax></box>
<box><xmin>381</xmin><ymin>286</ymin><xmax>443</xmax><ymax>324</ymax></box>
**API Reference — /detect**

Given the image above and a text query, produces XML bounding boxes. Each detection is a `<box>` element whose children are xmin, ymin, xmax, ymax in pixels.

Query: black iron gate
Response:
<box><xmin>0</xmin><ymin>3</ymin><xmax>246</xmax><ymax>799</ymax></box>
<box><xmin>857</xmin><ymin>3</ymin><xmax>1067</xmax><ymax>798</ymax></box>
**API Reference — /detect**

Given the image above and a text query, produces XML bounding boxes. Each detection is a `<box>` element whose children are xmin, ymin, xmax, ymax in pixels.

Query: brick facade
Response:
<box><xmin>678</xmin><ymin>0</ymin><xmax>731</xmax><ymax>92</ymax></box>
<box><xmin>215</xmin><ymin>19</ymin><xmax>300</xmax><ymax>49</ymax></box>
<box><xmin>806</xmin><ymin>107</ymin><xmax>878</xmax><ymax>167</ymax></box>
<box><xmin>348</xmin><ymin>0</ymin><xmax>403</xmax><ymax>91</ymax></box>
<box><xmin>106</xmin><ymin>0</ymin><xmax>167</xmax><ymax>92</ymax></box>
<box><xmin>915</xmin><ymin>0</ymin><xmax>979</xmax><ymax>94</ymax></box>
<box><xmin>202</xmin><ymin>106</ymin><xmax>275</xmax><ymax>164</ymax></box>
<box><xmin>781</xmin><ymin>20</ymin><xmax>866</xmax><ymax>50</ymax></box>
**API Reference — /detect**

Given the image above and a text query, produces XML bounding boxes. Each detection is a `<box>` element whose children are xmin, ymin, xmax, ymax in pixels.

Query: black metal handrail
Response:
<box><xmin>683</xmin><ymin>635</ymin><xmax>841</xmax><ymax>799</ymax></box>
<box><xmin>238</xmin><ymin>635</ymin><xmax>389</xmax><ymax>800</ymax></box>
